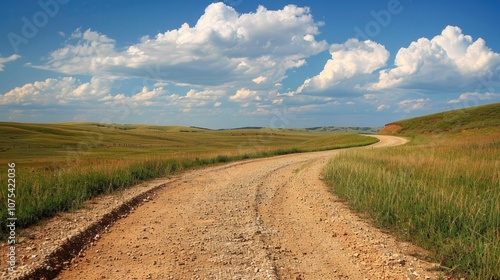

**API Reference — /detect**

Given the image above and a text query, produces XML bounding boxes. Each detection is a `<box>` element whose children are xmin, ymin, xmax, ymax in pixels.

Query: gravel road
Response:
<box><xmin>5</xmin><ymin>135</ymin><xmax>444</xmax><ymax>279</ymax></box>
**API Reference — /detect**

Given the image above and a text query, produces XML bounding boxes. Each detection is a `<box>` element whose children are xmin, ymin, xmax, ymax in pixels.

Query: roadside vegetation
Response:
<box><xmin>324</xmin><ymin>103</ymin><xmax>500</xmax><ymax>279</ymax></box>
<box><xmin>0</xmin><ymin>122</ymin><xmax>377</xmax><ymax>237</ymax></box>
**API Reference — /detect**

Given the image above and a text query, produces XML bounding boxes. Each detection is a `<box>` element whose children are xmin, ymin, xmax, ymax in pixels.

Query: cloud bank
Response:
<box><xmin>0</xmin><ymin>77</ymin><xmax>111</xmax><ymax>106</ymax></box>
<box><xmin>35</xmin><ymin>3</ymin><xmax>327</xmax><ymax>88</ymax></box>
<box><xmin>2</xmin><ymin>1</ymin><xmax>500</xmax><ymax>125</ymax></box>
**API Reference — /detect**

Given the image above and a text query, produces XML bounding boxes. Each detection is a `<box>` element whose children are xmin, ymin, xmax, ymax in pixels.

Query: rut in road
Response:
<box><xmin>56</xmin><ymin>136</ymin><xmax>441</xmax><ymax>280</ymax></box>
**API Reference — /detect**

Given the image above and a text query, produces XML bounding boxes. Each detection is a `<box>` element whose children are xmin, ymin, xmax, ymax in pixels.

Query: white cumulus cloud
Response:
<box><xmin>130</xmin><ymin>87</ymin><xmax>166</xmax><ymax>102</ymax></box>
<box><xmin>370</xmin><ymin>26</ymin><xmax>500</xmax><ymax>91</ymax></box>
<box><xmin>296</xmin><ymin>38</ymin><xmax>389</xmax><ymax>94</ymax></box>
<box><xmin>229</xmin><ymin>88</ymin><xmax>259</xmax><ymax>100</ymax></box>
<box><xmin>252</xmin><ymin>76</ymin><xmax>267</xmax><ymax>84</ymax></box>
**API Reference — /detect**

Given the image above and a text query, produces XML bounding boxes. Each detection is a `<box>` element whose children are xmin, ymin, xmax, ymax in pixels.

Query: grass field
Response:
<box><xmin>0</xmin><ymin>122</ymin><xmax>377</xmax><ymax>237</ymax></box>
<box><xmin>324</xmin><ymin>102</ymin><xmax>500</xmax><ymax>279</ymax></box>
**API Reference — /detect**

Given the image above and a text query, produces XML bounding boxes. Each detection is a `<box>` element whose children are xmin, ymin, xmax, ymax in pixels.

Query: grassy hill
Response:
<box><xmin>325</xmin><ymin>102</ymin><xmax>500</xmax><ymax>279</ymax></box>
<box><xmin>380</xmin><ymin>102</ymin><xmax>500</xmax><ymax>135</ymax></box>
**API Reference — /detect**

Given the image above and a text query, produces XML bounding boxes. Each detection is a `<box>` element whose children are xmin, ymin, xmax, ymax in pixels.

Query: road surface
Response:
<box><xmin>55</xmin><ymin>135</ymin><xmax>441</xmax><ymax>279</ymax></box>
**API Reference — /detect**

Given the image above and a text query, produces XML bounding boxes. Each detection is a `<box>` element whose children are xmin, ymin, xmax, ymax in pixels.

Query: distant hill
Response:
<box><xmin>216</xmin><ymin>126</ymin><xmax>381</xmax><ymax>134</ymax></box>
<box><xmin>218</xmin><ymin>126</ymin><xmax>264</xmax><ymax>130</ymax></box>
<box><xmin>306</xmin><ymin>126</ymin><xmax>382</xmax><ymax>134</ymax></box>
<box><xmin>380</xmin><ymin>102</ymin><xmax>500</xmax><ymax>135</ymax></box>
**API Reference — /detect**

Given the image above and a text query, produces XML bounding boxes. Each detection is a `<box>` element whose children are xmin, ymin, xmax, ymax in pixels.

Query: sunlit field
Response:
<box><xmin>0</xmin><ymin>122</ymin><xmax>377</xmax><ymax>237</ymax></box>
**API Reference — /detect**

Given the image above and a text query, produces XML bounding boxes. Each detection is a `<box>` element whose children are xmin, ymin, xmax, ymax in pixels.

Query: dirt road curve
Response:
<box><xmin>54</xmin><ymin>135</ymin><xmax>440</xmax><ymax>279</ymax></box>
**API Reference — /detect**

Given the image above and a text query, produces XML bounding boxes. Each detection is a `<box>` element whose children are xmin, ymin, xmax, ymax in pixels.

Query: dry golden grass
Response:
<box><xmin>325</xmin><ymin>103</ymin><xmax>500</xmax><ymax>279</ymax></box>
<box><xmin>0</xmin><ymin>122</ymin><xmax>377</xmax><ymax>238</ymax></box>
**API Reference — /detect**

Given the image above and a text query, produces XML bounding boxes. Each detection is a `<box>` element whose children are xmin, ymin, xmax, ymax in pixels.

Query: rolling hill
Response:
<box><xmin>380</xmin><ymin>102</ymin><xmax>500</xmax><ymax>135</ymax></box>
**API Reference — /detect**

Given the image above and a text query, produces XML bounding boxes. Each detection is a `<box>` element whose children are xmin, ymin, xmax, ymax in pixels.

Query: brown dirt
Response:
<box><xmin>380</xmin><ymin>124</ymin><xmax>404</xmax><ymax>135</ymax></box>
<box><xmin>3</xmin><ymin>136</ymin><xmax>445</xmax><ymax>279</ymax></box>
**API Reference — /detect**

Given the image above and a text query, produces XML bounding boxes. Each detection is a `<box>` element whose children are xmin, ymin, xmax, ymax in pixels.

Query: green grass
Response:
<box><xmin>0</xmin><ymin>122</ymin><xmax>377</xmax><ymax>237</ymax></box>
<box><xmin>381</xmin><ymin>102</ymin><xmax>500</xmax><ymax>135</ymax></box>
<box><xmin>324</xmin><ymin>103</ymin><xmax>500</xmax><ymax>279</ymax></box>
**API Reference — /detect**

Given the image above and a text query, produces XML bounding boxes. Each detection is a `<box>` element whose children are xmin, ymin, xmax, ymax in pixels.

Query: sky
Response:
<box><xmin>1</xmin><ymin>0</ymin><xmax>499</xmax><ymax>129</ymax></box>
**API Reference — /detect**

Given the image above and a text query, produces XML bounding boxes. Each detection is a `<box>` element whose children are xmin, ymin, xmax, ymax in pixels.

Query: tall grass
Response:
<box><xmin>0</xmin><ymin>133</ymin><xmax>377</xmax><ymax>237</ymax></box>
<box><xmin>0</xmin><ymin>159</ymin><xmax>185</xmax><ymax>230</ymax></box>
<box><xmin>323</xmin><ymin>133</ymin><xmax>500</xmax><ymax>279</ymax></box>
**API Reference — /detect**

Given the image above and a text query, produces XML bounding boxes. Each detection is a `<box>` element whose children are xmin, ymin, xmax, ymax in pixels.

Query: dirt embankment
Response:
<box><xmin>379</xmin><ymin>124</ymin><xmax>404</xmax><ymax>135</ymax></box>
<box><xmin>3</xmin><ymin>136</ymin><xmax>440</xmax><ymax>280</ymax></box>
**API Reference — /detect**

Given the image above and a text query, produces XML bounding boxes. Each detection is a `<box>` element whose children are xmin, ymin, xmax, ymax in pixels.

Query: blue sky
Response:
<box><xmin>1</xmin><ymin>0</ymin><xmax>499</xmax><ymax>128</ymax></box>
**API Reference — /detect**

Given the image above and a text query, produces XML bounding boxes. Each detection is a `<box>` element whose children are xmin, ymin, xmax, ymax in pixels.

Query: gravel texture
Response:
<box><xmin>1</xmin><ymin>136</ymin><xmax>444</xmax><ymax>280</ymax></box>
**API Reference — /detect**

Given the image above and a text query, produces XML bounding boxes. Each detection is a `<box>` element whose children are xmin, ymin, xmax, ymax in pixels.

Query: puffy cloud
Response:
<box><xmin>185</xmin><ymin>89</ymin><xmax>225</xmax><ymax>100</ymax></box>
<box><xmin>0</xmin><ymin>54</ymin><xmax>21</xmax><ymax>71</ymax></box>
<box><xmin>398</xmin><ymin>98</ymin><xmax>431</xmax><ymax>112</ymax></box>
<box><xmin>229</xmin><ymin>88</ymin><xmax>259</xmax><ymax>100</ymax></box>
<box><xmin>370</xmin><ymin>26</ymin><xmax>500</xmax><ymax>91</ymax></box>
<box><xmin>252</xmin><ymin>76</ymin><xmax>267</xmax><ymax>84</ymax></box>
<box><xmin>35</xmin><ymin>3</ymin><xmax>327</xmax><ymax>88</ymax></box>
<box><xmin>377</xmin><ymin>104</ymin><xmax>390</xmax><ymax>111</ymax></box>
<box><xmin>0</xmin><ymin>77</ymin><xmax>111</xmax><ymax>105</ymax></box>
<box><xmin>100</xmin><ymin>91</ymin><xmax>167</xmax><ymax>107</ymax></box>
<box><xmin>180</xmin><ymin>88</ymin><xmax>227</xmax><ymax>112</ymax></box>
<box><xmin>39</xmin><ymin>29</ymin><xmax>117</xmax><ymax>75</ymax></box>
<box><xmin>448</xmin><ymin>92</ymin><xmax>500</xmax><ymax>104</ymax></box>
<box><xmin>296</xmin><ymin>39</ymin><xmax>389</xmax><ymax>94</ymax></box>
<box><xmin>130</xmin><ymin>87</ymin><xmax>166</xmax><ymax>102</ymax></box>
